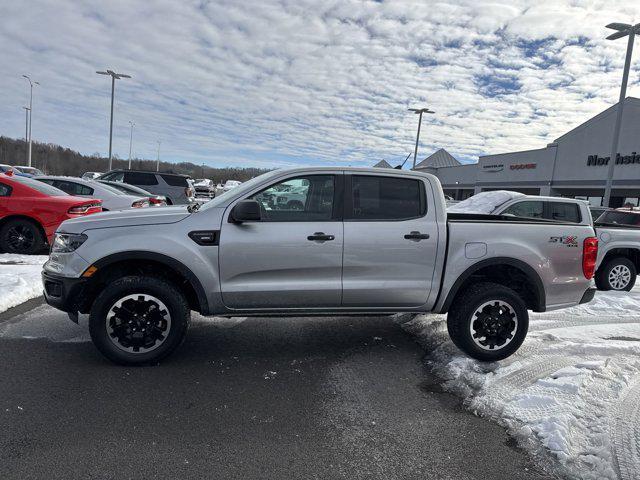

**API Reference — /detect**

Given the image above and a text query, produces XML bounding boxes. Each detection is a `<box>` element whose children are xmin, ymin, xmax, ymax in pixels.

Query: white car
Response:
<box><xmin>35</xmin><ymin>176</ymin><xmax>149</xmax><ymax>211</ymax></box>
<box><xmin>216</xmin><ymin>180</ymin><xmax>242</xmax><ymax>196</ymax></box>
<box><xmin>81</xmin><ymin>171</ymin><xmax>103</xmax><ymax>180</ymax></box>
<box><xmin>13</xmin><ymin>165</ymin><xmax>44</xmax><ymax>176</ymax></box>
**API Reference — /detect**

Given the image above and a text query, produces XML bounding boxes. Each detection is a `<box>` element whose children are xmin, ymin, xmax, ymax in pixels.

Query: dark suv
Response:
<box><xmin>97</xmin><ymin>170</ymin><xmax>194</xmax><ymax>205</ymax></box>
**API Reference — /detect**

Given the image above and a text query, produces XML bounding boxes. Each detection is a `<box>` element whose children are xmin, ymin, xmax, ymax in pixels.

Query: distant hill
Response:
<box><xmin>0</xmin><ymin>136</ymin><xmax>269</xmax><ymax>182</ymax></box>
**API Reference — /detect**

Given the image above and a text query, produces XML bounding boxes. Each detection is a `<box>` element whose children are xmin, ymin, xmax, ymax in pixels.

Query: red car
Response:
<box><xmin>0</xmin><ymin>172</ymin><xmax>102</xmax><ymax>254</ymax></box>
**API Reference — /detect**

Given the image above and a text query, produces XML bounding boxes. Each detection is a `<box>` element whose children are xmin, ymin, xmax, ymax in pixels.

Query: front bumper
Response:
<box><xmin>42</xmin><ymin>271</ymin><xmax>88</xmax><ymax>314</ymax></box>
<box><xmin>579</xmin><ymin>287</ymin><xmax>597</xmax><ymax>305</ymax></box>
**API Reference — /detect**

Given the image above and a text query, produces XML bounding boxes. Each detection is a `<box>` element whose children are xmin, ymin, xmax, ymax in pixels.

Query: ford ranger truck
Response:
<box><xmin>42</xmin><ymin>168</ymin><xmax>598</xmax><ymax>365</ymax></box>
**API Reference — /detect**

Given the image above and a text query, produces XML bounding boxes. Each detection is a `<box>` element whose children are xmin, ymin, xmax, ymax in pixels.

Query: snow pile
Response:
<box><xmin>403</xmin><ymin>287</ymin><xmax>640</xmax><ymax>479</ymax></box>
<box><xmin>448</xmin><ymin>190</ymin><xmax>524</xmax><ymax>214</ymax></box>
<box><xmin>0</xmin><ymin>254</ymin><xmax>48</xmax><ymax>313</ymax></box>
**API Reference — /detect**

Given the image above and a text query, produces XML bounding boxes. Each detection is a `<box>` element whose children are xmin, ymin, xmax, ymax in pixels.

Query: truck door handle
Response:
<box><xmin>404</xmin><ymin>231</ymin><xmax>430</xmax><ymax>241</ymax></box>
<box><xmin>307</xmin><ymin>232</ymin><xmax>335</xmax><ymax>242</ymax></box>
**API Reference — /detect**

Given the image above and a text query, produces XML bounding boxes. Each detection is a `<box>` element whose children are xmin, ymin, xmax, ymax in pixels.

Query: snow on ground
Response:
<box><xmin>402</xmin><ymin>286</ymin><xmax>640</xmax><ymax>480</ymax></box>
<box><xmin>0</xmin><ymin>254</ymin><xmax>48</xmax><ymax>313</ymax></box>
<box><xmin>447</xmin><ymin>190</ymin><xmax>524</xmax><ymax>214</ymax></box>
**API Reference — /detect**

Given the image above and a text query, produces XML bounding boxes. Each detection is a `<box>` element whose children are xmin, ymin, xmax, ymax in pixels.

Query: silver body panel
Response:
<box><xmin>46</xmin><ymin>167</ymin><xmax>595</xmax><ymax>316</ymax></box>
<box><xmin>596</xmin><ymin>225</ymin><xmax>640</xmax><ymax>267</ymax></box>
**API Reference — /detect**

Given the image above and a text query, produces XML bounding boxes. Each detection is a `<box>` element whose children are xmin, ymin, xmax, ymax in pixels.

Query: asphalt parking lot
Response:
<box><xmin>0</xmin><ymin>302</ymin><xmax>549</xmax><ymax>480</ymax></box>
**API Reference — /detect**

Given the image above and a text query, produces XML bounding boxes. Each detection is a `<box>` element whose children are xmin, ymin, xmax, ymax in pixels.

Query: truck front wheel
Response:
<box><xmin>89</xmin><ymin>275</ymin><xmax>190</xmax><ymax>365</ymax></box>
<box><xmin>595</xmin><ymin>257</ymin><xmax>636</xmax><ymax>291</ymax></box>
<box><xmin>447</xmin><ymin>282</ymin><xmax>528</xmax><ymax>362</ymax></box>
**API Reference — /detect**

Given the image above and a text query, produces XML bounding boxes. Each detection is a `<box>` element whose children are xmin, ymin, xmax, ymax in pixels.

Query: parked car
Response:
<box><xmin>0</xmin><ymin>164</ymin><xmax>14</xmax><ymax>173</ymax></box>
<box><xmin>97</xmin><ymin>170</ymin><xmax>194</xmax><ymax>205</ymax></box>
<box><xmin>42</xmin><ymin>167</ymin><xmax>596</xmax><ymax>365</ymax></box>
<box><xmin>97</xmin><ymin>180</ymin><xmax>167</xmax><ymax>206</ymax></box>
<box><xmin>451</xmin><ymin>191</ymin><xmax>640</xmax><ymax>292</ymax></box>
<box><xmin>81</xmin><ymin>172</ymin><xmax>103</xmax><ymax>180</ymax></box>
<box><xmin>35</xmin><ymin>176</ymin><xmax>149</xmax><ymax>211</ymax></box>
<box><xmin>216</xmin><ymin>179</ymin><xmax>242</xmax><ymax>196</ymax></box>
<box><xmin>193</xmin><ymin>178</ymin><xmax>216</xmax><ymax>199</ymax></box>
<box><xmin>0</xmin><ymin>172</ymin><xmax>102</xmax><ymax>254</ymax></box>
<box><xmin>13</xmin><ymin>165</ymin><xmax>44</xmax><ymax>176</ymax></box>
<box><xmin>0</xmin><ymin>164</ymin><xmax>32</xmax><ymax>177</ymax></box>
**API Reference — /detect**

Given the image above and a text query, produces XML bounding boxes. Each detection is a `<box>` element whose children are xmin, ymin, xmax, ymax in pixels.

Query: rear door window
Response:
<box><xmin>346</xmin><ymin>175</ymin><xmax>425</xmax><ymax>220</ymax></box>
<box><xmin>502</xmin><ymin>201</ymin><xmax>543</xmax><ymax>219</ymax></box>
<box><xmin>124</xmin><ymin>172</ymin><xmax>158</xmax><ymax>185</ymax></box>
<box><xmin>100</xmin><ymin>171</ymin><xmax>124</xmax><ymax>182</ymax></box>
<box><xmin>547</xmin><ymin>202</ymin><xmax>581</xmax><ymax>223</ymax></box>
<box><xmin>52</xmin><ymin>180</ymin><xmax>94</xmax><ymax>196</ymax></box>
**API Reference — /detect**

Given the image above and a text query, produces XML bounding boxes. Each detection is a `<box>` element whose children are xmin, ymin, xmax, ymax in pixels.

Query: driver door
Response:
<box><xmin>218</xmin><ymin>173</ymin><xmax>343</xmax><ymax>310</ymax></box>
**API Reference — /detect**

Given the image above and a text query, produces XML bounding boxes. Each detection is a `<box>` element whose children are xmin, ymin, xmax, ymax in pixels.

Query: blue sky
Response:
<box><xmin>0</xmin><ymin>0</ymin><xmax>639</xmax><ymax>169</ymax></box>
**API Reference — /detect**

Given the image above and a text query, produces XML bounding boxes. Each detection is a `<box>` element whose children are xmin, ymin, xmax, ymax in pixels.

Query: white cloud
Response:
<box><xmin>0</xmin><ymin>0</ymin><xmax>638</xmax><ymax>168</ymax></box>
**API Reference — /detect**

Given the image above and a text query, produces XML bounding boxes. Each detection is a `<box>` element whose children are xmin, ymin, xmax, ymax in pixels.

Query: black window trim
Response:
<box><xmin>343</xmin><ymin>174</ymin><xmax>427</xmax><ymax>222</ymax></box>
<box><xmin>246</xmin><ymin>173</ymin><xmax>343</xmax><ymax>223</ymax></box>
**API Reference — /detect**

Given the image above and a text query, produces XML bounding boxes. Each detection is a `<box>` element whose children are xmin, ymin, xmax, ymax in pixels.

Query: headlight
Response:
<box><xmin>51</xmin><ymin>233</ymin><xmax>87</xmax><ymax>253</ymax></box>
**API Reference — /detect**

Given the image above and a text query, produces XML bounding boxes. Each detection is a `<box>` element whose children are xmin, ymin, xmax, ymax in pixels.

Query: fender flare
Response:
<box><xmin>439</xmin><ymin>257</ymin><xmax>546</xmax><ymax>313</ymax></box>
<box><xmin>92</xmin><ymin>251</ymin><xmax>209</xmax><ymax>314</ymax></box>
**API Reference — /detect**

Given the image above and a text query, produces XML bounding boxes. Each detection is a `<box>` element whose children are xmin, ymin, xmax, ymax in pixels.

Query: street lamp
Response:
<box><xmin>408</xmin><ymin>107</ymin><xmax>435</xmax><ymax>169</ymax></box>
<box><xmin>602</xmin><ymin>22</ymin><xmax>640</xmax><ymax>207</ymax></box>
<box><xmin>128</xmin><ymin>121</ymin><xmax>135</xmax><ymax>170</ymax></box>
<box><xmin>22</xmin><ymin>75</ymin><xmax>39</xmax><ymax>167</ymax></box>
<box><xmin>156</xmin><ymin>141</ymin><xmax>161</xmax><ymax>172</ymax></box>
<box><xmin>96</xmin><ymin>69</ymin><xmax>131</xmax><ymax>171</ymax></box>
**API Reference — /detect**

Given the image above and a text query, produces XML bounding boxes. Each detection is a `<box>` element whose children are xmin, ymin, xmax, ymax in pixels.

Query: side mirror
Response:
<box><xmin>230</xmin><ymin>199</ymin><xmax>261</xmax><ymax>223</ymax></box>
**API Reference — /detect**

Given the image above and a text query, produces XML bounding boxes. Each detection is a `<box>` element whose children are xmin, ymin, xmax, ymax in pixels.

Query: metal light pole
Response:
<box><xmin>96</xmin><ymin>70</ymin><xmax>131</xmax><ymax>171</ymax></box>
<box><xmin>408</xmin><ymin>107</ymin><xmax>435</xmax><ymax>169</ymax></box>
<box><xmin>22</xmin><ymin>107</ymin><xmax>30</xmax><ymax>143</ymax></box>
<box><xmin>22</xmin><ymin>75</ymin><xmax>39</xmax><ymax>167</ymax></box>
<box><xmin>603</xmin><ymin>22</ymin><xmax>640</xmax><ymax>207</ymax></box>
<box><xmin>156</xmin><ymin>141</ymin><xmax>161</xmax><ymax>172</ymax></box>
<box><xmin>128</xmin><ymin>121</ymin><xmax>135</xmax><ymax>169</ymax></box>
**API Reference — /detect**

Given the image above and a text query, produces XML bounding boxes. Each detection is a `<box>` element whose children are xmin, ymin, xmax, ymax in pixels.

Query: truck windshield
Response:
<box><xmin>598</xmin><ymin>211</ymin><xmax>640</xmax><ymax>226</ymax></box>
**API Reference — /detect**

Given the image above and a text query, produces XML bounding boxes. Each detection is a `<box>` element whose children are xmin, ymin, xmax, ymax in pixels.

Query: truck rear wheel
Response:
<box><xmin>447</xmin><ymin>282</ymin><xmax>528</xmax><ymax>362</ymax></box>
<box><xmin>89</xmin><ymin>275</ymin><xmax>190</xmax><ymax>365</ymax></box>
<box><xmin>595</xmin><ymin>257</ymin><xmax>636</xmax><ymax>291</ymax></box>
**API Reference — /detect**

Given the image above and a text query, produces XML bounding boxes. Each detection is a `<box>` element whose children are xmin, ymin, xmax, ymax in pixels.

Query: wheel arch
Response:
<box><xmin>438</xmin><ymin>257</ymin><xmax>546</xmax><ymax>314</ymax></box>
<box><xmin>0</xmin><ymin>214</ymin><xmax>47</xmax><ymax>243</ymax></box>
<box><xmin>82</xmin><ymin>251</ymin><xmax>209</xmax><ymax>314</ymax></box>
<box><xmin>600</xmin><ymin>247</ymin><xmax>640</xmax><ymax>272</ymax></box>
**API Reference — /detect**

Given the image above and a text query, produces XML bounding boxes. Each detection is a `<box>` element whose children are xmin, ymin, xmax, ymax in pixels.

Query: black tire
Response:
<box><xmin>596</xmin><ymin>257</ymin><xmax>636</xmax><ymax>292</ymax></box>
<box><xmin>447</xmin><ymin>282</ymin><xmax>529</xmax><ymax>362</ymax></box>
<box><xmin>89</xmin><ymin>275</ymin><xmax>190</xmax><ymax>365</ymax></box>
<box><xmin>0</xmin><ymin>218</ymin><xmax>45</xmax><ymax>254</ymax></box>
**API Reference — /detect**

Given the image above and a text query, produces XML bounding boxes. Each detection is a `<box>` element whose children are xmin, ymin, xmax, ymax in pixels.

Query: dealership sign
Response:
<box><xmin>482</xmin><ymin>163</ymin><xmax>504</xmax><ymax>172</ymax></box>
<box><xmin>587</xmin><ymin>153</ymin><xmax>640</xmax><ymax>166</ymax></box>
<box><xmin>510</xmin><ymin>163</ymin><xmax>537</xmax><ymax>170</ymax></box>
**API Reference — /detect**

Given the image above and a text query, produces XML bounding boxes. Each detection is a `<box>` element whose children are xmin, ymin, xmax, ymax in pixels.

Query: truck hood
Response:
<box><xmin>59</xmin><ymin>206</ymin><xmax>191</xmax><ymax>233</ymax></box>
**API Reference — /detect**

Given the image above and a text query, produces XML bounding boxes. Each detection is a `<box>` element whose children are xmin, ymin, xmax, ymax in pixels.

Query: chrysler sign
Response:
<box><xmin>587</xmin><ymin>153</ymin><xmax>640</xmax><ymax>166</ymax></box>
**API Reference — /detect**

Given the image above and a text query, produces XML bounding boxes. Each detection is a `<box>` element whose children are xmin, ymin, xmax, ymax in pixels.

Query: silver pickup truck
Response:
<box><xmin>452</xmin><ymin>192</ymin><xmax>640</xmax><ymax>292</ymax></box>
<box><xmin>42</xmin><ymin>168</ymin><xmax>597</xmax><ymax>365</ymax></box>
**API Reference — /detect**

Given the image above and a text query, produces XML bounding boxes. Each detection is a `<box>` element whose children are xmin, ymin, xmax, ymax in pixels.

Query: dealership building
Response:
<box><xmin>412</xmin><ymin>97</ymin><xmax>640</xmax><ymax>207</ymax></box>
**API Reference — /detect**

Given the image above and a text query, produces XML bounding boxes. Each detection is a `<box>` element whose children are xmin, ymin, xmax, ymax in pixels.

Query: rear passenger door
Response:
<box><xmin>341</xmin><ymin>174</ymin><xmax>438</xmax><ymax>307</ymax></box>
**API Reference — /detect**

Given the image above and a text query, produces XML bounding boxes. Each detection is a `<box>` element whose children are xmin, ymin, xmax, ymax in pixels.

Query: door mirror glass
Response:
<box><xmin>230</xmin><ymin>199</ymin><xmax>261</xmax><ymax>223</ymax></box>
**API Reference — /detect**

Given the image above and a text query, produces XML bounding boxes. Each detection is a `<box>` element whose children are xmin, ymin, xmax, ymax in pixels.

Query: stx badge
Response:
<box><xmin>549</xmin><ymin>236</ymin><xmax>578</xmax><ymax>247</ymax></box>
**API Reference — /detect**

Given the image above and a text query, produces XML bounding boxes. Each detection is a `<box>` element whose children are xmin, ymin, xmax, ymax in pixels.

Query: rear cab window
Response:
<box><xmin>346</xmin><ymin>175</ymin><xmax>426</xmax><ymax>220</ymax></box>
<box><xmin>598</xmin><ymin>211</ymin><xmax>640</xmax><ymax>226</ymax></box>
<box><xmin>160</xmin><ymin>174</ymin><xmax>188</xmax><ymax>187</ymax></box>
